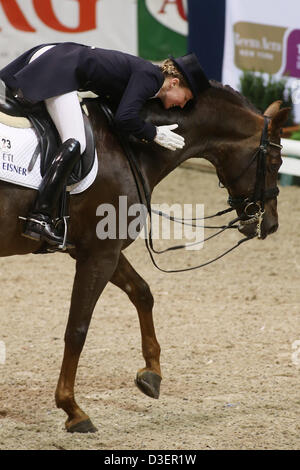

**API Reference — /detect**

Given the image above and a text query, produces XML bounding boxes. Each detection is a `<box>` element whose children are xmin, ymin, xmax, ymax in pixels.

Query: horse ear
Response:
<box><xmin>271</xmin><ymin>107</ymin><xmax>291</xmax><ymax>130</ymax></box>
<box><xmin>264</xmin><ymin>100</ymin><xmax>282</xmax><ymax>118</ymax></box>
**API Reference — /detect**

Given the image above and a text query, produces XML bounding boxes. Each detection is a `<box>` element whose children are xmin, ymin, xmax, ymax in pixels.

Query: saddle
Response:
<box><xmin>0</xmin><ymin>83</ymin><xmax>95</xmax><ymax>187</ymax></box>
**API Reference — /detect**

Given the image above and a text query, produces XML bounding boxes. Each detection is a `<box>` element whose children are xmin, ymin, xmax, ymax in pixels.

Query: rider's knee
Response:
<box><xmin>76</xmin><ymin>136</ymin><xmax>86</xmax><ymax>155</ymax></box>
<box><xmin>62</xmin><ymin>134</ymin><xmax>86</xmax><ymax>155</ymax></box>
<box><xmin>63</xmin><ymin>138</ymin><xmax>82</xmax><ymax>155</ymax></box>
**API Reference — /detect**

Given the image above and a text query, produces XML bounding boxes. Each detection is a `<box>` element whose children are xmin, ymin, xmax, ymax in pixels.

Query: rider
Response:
<box><xmin>0</xmin><ymin>42</ymin><xmax>210</xmax><ymax>248</ymax></box>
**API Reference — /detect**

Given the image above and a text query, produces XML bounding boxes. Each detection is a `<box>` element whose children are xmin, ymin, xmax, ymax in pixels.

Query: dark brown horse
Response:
<box><xmin>0</xmin><ymin>82</ymin><xmax>289</xmax><ymax>432</ymax></box>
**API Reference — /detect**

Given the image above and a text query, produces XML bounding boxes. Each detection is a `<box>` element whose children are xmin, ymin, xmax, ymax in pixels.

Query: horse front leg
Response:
<box><xmin>110</xmin><ymin>253</ymin><xmax>161</xmax><ymax>399</ymax></box>
<box><xmin>55</xmin><ymin>250</ymin><xmax>119</xmax><ymax>433</ymax></box>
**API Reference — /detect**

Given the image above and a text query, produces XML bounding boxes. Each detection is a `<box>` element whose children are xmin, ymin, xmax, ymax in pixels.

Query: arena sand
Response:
<box><xmin>0</xmin><ymin>166</ymin><xmax>299</xmax><ymax>450</ymax></box>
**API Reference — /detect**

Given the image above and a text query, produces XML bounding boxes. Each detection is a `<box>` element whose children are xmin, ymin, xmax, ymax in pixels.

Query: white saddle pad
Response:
<box><xmin>0</xmin><ymin>121</ymin><xmax>98</xmax><ymax>194</ymax></box>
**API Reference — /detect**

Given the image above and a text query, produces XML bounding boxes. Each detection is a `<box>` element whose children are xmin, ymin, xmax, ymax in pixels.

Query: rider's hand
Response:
<box><xmin>154</xmin><ymin>124</ymin><xmax>185</xmax><ymax>151</ymax></box>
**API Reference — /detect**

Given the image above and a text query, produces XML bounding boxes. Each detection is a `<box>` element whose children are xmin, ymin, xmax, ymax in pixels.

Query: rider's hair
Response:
<box><xmin>160</xmin><ymin>59</ymin><xmax>189</xmax><ymax>89</ymax></box>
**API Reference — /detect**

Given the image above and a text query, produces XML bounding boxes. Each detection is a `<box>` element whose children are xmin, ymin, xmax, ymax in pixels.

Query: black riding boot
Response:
<box><xmin>22</xmin><ymin>138</ymin><xmax>81</xmax><ymax>247</ymax></box>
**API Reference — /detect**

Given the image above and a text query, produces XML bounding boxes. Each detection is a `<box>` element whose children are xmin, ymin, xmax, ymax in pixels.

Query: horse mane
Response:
<box><xmin>209</xmin><ymin>80</ymin><xmax>262</xmax><ymax>115</ymax></box>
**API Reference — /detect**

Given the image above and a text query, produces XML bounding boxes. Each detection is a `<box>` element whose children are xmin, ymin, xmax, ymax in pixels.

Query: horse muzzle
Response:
<box><xmin>237</xmin><ymin>201</ymin><xmax>279</xmax><ymax>239</ymax></box>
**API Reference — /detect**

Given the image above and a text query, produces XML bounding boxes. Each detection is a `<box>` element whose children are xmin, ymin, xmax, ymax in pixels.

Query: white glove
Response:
<box><xmin>154</xmin><ymin>124</ymin><xmax>185</xmax><ymax>151</ymax></box>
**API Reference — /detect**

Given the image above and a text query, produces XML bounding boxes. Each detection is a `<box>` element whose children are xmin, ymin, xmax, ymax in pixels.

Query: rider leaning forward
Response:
<box><xmin>0</xmin><ymin>42</ymin><xmax>209</xmax><ymax>248</ymax></box>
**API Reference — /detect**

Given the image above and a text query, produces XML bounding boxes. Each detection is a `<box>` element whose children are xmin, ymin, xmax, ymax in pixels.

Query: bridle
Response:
<box><xmin>224</xmin><ymin>116</ymin><xmax>282</xmax><ymax>238</ymax></box>
<box><xmin>100</xmin><ymin>103</ymin><xmax>282</xmax><ymax>272</ymax></box>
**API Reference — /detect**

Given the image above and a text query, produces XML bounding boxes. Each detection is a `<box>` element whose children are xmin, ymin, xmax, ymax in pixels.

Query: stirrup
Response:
<box><xmin>19</xmin><ymin>215</ymin><xmax>74</xmax><ymax>251</ymax></box>
<box><xmin>19</xmin><ymin>215</ymin><xmax>48</xmax><ymax>242</ymax></box>
<box><xmin>53</xmin><ymin>215</ymin><xmax>74</xmax><ymax>251</ymax></box>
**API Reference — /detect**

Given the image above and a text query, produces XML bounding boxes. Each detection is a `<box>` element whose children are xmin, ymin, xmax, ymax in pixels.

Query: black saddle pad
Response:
<box><xmin>0</xmin><ymin>84</ymin><xmax>95</xmax><ymax>186</ymax></box>
<box><xmin>38</xmin><ymin>111</ymin><xmax>95</xmax><ymax>186</ymax></box>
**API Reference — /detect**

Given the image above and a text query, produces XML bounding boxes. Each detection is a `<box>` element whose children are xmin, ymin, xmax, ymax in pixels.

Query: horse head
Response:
<box><xmin>193</xmin><ymin>87</ymin><xmax>290</xmax><ymax>241</ymax></box>
<box><xmin>228</xmin><ymin>101</ymin><xmax>290</xmax><ymax>239</ymax></box>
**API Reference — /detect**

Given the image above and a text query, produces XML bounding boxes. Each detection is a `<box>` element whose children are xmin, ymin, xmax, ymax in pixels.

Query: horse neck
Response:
<box><xmin>136</xmin><ymin>105</ymin><xmax>201</xmax><ymax>189</ymax></box>
<box><xmin>138</xmin><ymin>88</ymin><xmax>263</xmax><ymax>190</ymax></box>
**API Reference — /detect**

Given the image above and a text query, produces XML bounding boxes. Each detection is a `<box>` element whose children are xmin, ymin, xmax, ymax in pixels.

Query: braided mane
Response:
<box><xmin>209</xmin><ymin>80</ymin><xmax>261</xmax><ymax>114</ymax></box>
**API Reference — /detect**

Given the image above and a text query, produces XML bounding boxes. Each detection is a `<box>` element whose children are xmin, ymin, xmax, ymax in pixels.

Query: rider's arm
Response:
<box><xmin>114</xmin><ymin>69</ymin><xmax>163</xmax><ymax>142</ymax></box>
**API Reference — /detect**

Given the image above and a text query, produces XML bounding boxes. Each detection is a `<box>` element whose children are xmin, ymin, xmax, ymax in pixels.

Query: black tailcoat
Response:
<box><xmin>0</xmin><ymin>42</ymin><xmax>165</xmax><ymax>141</ymax></box>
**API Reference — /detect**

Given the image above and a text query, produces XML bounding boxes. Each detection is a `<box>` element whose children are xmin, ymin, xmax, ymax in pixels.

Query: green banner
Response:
<box><xmin>138</xmin><ymin>0</ymin><xmax>187</xmax><ymax>61</ymax></box>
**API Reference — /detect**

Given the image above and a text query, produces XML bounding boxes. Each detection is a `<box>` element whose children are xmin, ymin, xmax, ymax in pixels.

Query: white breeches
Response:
<box><xmin>29</xmin><ymin>45</ymin><xmax>86</xmax><ymax>154</ymax></box>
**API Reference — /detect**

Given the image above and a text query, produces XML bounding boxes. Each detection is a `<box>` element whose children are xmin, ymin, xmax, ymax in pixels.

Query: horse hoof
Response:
<box><xmin>66</xmin><ymin>418</ymin><xmax>98</xmax><ymax>433</ymax></box>
<box><xmin>135</xmin><ymin>371</ymin><xmax>161</xmax><ymax>399</ymax></box>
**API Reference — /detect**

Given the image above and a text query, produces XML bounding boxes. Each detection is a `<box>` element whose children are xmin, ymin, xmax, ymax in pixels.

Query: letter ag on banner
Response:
<box><xmin>0</xmin><ymin>0</ymin><xmax>137</xmax><ymax>68</ymax></box>
<box><xmin>0</xmin><ymin>0</ymin><xmax>98</xmax><ymax>33</ymax></box>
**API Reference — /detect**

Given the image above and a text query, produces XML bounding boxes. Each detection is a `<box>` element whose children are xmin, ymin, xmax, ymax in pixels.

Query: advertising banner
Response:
<box><xmin>0</xmin><ymin>0</ymin><xmax>137</xmax><ymax>68</ymax></box>
<box><xmin>138</xmin><ymin>0</ymin><xmax>187</xmax><ymax>61</ymax></box>
<box><xmin>222</xmin><ymin>0</ymin><xmax>300</xmax><ymax>122</ymax></box>
<box><xmin>0</xmin><ymin>0</ymin><xmax>188</xmax><ymax>69</ymax></box>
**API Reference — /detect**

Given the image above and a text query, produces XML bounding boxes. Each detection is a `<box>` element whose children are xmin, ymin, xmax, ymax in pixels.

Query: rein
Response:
<box><xmin>99</xmin><ymin>103</ymin><xmax>279</xmax><ymax>272</ymax></box>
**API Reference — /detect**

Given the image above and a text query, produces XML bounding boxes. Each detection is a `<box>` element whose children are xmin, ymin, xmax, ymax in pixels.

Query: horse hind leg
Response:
<box><xmin>110</xmin><ymin>253</ymin><xmax>161</xmax><ymax>399</ymax></box>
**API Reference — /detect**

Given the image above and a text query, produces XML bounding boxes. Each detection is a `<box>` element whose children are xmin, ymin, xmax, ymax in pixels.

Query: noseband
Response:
<box><xmin>225</xmin><ymin>116</ymin><xmax>282</xmax><ymax>238</ymax></box>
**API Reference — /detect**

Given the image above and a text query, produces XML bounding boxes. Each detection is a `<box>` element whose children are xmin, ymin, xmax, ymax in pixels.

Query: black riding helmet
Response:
<box><xmin>169</xmin><ymin>53</ymin><xmax>211</xmax><ymax>98</ymax></box>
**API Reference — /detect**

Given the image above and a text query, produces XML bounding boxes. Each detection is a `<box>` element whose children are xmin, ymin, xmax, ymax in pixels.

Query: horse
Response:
<box><xmin>0</xmin><ymin>82</ymin><xmax>289</xmax><ymax>432</ymax></box>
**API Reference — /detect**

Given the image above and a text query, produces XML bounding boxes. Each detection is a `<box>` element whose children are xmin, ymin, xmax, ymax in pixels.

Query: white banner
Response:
<box><xmin>222</xmin><ymin>0</ymin><xmax>300</xmax><ymax>122</ymax></box>
<box><xmin>0</xmin><ymin>0</ymin><xmax>137</xmax><ymax>68</ymax></box>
